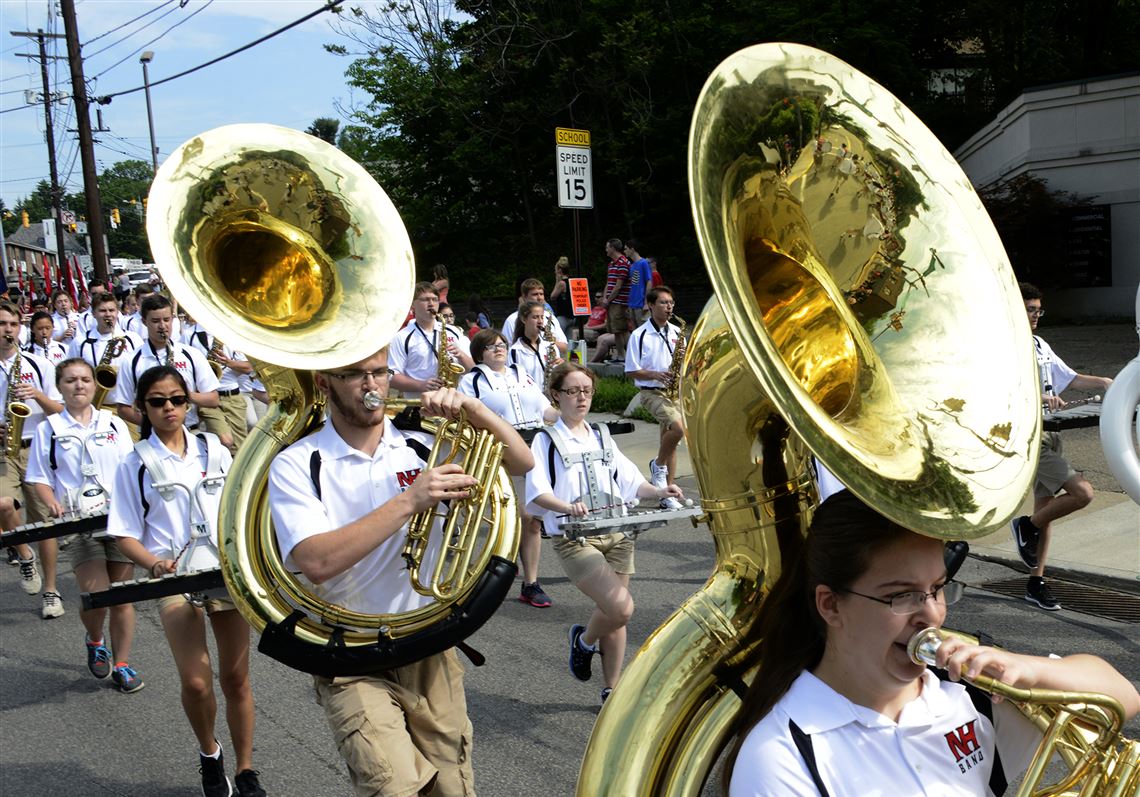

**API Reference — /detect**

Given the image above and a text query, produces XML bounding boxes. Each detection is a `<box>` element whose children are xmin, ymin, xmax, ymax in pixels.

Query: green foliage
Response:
<box><xmin>324</xmin><ymin>0</ymin><xmax>1139</xmax><ymax>297</ymax></box>
<box><xmin>590</xmin><ymin>375</ymin><xmax>639</xmax><ymax>415</ymax></box>
<box><xmin>307</xmin><ymin>117</ymin><xmax>341</xmax><ymax>144</ymax></box>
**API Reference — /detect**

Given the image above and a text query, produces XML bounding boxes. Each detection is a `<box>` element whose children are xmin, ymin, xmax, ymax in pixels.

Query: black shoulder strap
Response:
<box><xmin>934</xmin><ymin>667</ymin><xmax>1007</xmax><ymax>795</ymax></box>
<box><xmin>545</xmin><ymin>429</ymin><xmax>557</xmax><ymax>488</ymax></box>
<box><xmin>131</xmin><ymin>347</ymin><xmax>145</xmax><ymax>382</ymax></box>
<box><xmin>309</xmin><ymin>450</ymin><xmax>322</xmax><ymax>500</ymax></box>
<box><xmin>472</xmin><ymin>368</ymin><xmax>484</xmax><ymax>398</ymax></box>
<box><xmin>788</xmin><ymin>719</ymin><xmax>831</xmax><ymax>797</ymax></box>
<box><xmin>24</xmin><ymin>355</ymin><xmax>43</xmax><ymax>385</ymax></box>
<box><xmin>137</xmin><ymin>464</ymin><xmax>151</xmax><ymax>519</ymax></box>
<box><xmin>405</xmin><ymin>436</ymin><xmax>431</xmax><ymax>463</ymax></box>
<box><xmin>49</xmin><ymin>433</ymin><xmax>57</xmax><ymax>470</ymax></box>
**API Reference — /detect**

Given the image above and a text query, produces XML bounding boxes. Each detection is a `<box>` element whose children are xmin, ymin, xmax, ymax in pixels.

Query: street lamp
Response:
<box><xmin>139</xmin><ymin>51</ymin><xmax>158</xmax><ymax>175</ymax></box>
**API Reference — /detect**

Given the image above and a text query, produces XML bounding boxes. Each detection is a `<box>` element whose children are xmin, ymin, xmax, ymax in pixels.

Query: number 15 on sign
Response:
<box><xmin>555</xmin><ymin>127</ymin><xmax>593</xmax><ymax>209</ymax></box>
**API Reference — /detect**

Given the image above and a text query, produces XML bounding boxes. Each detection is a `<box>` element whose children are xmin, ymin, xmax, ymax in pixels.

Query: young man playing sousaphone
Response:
<box><xmin>625</xmin><ymin>286</ymin><xmax>687</xmax><ymax>510</ymax></box>
<box><xmin>267</xmin><ymin>346</ymin><xmax>533</xmax><ymax>796</ymax></box>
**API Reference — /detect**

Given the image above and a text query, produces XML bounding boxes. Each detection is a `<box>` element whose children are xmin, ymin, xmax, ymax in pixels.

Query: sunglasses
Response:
<box><xmin>144</xmin><ymin>395</ymin><xmax>189</xmax><ymax>408</ymax></box>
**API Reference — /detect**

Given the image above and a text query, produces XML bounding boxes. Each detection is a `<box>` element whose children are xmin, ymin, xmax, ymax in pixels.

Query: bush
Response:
<box><xmin>590</xmin><ymin>376</ymin><xmax>639</xmax><ymax>415</ymax></box>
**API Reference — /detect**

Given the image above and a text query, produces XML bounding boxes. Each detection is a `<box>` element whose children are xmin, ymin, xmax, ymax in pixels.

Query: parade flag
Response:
<box><xmin>42</xmin><ymin>254</ymin><xmax>52</xmax><ymax>297</ymax></box>
<box><xmin>75</xmin><ymin>255</ymin><xmax>88</xmax><ymax>295</ymax></box>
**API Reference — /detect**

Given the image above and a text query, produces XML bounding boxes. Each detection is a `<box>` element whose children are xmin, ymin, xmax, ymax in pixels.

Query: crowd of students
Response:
<box><xmin>3</xmin><ymin>259</ymin><xmax>1135</xmax><ymax>797</ymax></box>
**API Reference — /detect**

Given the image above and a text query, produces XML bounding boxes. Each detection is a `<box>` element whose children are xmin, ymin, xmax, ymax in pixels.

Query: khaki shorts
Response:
<box><xmin>156</xmin><ymin>592</ymin><xmax>236</xmax><ymax>615</ymax></box>
<box><xmin>0</xmin><ymin>446</ymin><xmax>50</xmax><ymax>525</ymax></box>
<box><xmin>640</xmin><ymin>389</ymin><xmax>684</xmax><ymax>428</ymax></box>
<box><xmin>69</xmin><ymin>535</ymin><xmax>134</xmax><ymax>568</ymax></box>
<box><xmin>313</xmin><ymin>649</ymin><xmax>474</xmax><ymax>797</ymax></box>
<box><xmin>606</xmin><ymin>302</ymin><xmax>630</xmax><ymax>334</ymax></box>
<box><xmin>1034</xmin><ymin>431</ymin><xmax>1078</xmax><ymax>499</ymax></box>
<box><xmin>553</xmin><ymin>531</ymin><xmax>636</xmax><ymax>581</ymax></box>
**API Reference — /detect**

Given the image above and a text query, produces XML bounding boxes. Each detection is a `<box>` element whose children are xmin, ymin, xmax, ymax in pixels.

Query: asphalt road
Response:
<box><xmin>2</xmin><ymin>489</ymin><xmax>1137</xmax><ymax>797</ymax></box>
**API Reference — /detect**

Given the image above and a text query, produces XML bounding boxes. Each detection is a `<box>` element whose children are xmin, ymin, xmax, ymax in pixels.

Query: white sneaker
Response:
<box><xmin>18</xmin><ymin>555</ymin><xmax>41</xmax><ymax>595</ymax></box>
<box><xmin>41</xmin><ymin>591</ymin><xmax>65</xmax><ymax>619</ymax></box>
<box><xmin>659</xmin><ymin>495</ymin><xmax>683</xmax><ymax>511</ymax></box>
<box><xmin>648</xmin><ymin>459</ymin><xmax>668</xmax><ymax>490</ymax></box>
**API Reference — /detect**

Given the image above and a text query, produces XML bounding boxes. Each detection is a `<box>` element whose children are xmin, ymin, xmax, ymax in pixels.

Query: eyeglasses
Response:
<box><xmin>144</xmin><ymin>395</ymin><xmax>189</xmax><ymax>408</ymax></box>
<box><xmin>441</xmin><ymin>314</ymin><xmax>455</xmax><ymax>321</ymax></box>
<box><xmin>1026</xmin><ymin>308</ymin><xmax>1045</xmax><ymax>318</ymax></box>
<box><xmin>555</xmin><ymin>386</ymin><xmax>595</xmax><ymax>397</ymax></box>
<box><xmin>327</xmin><ymin>368</ymin><xmax>392</xmax><ymax>385</ymax></box>
<box><xmin>484</xmin><ymin>343</ymin><xmax>508</xmax><ymax>351</ymax></box>
<box><xmin>839</xmin><ymin>580</ymin><xmax>964</xmax><ymax>615</ymax></box>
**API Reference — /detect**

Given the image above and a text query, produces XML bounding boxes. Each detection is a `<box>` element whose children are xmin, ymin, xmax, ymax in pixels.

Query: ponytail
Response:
<box><xmin>722</xmin><ymin>490</ymin><xmax>914</xmax><ymax>789</ymax></box>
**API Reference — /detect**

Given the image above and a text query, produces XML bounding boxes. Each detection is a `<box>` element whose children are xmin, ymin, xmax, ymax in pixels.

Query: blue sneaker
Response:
<box><xmin>86</xmin><ymin>637</ymin><xmax>112</xmax><ymax>679</ymax></box>
<box><xmin>111</xmin><ymin>664</ymin><xmax>145</xmax><ymax>693</ymax></box>
<box><xmin>569</xmin><ymin>624</ymin><xmax>596</xmax><ymax>682</ymax></box>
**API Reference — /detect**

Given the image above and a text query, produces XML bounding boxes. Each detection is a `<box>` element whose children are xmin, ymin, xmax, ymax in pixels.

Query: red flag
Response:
<box><xmin>75</xmin><ymin>255</ymin><xmax>88</xmax><ymax>295</ymax></box>
<box><xmin>65</xmin><ymin>256</ymin><xmax>78</xmax><ymax>306</ymax></box>
<box><xmin>42</xmin><ymin>254</ymin><xmax>52</xmax><ymax>298</ymax></box>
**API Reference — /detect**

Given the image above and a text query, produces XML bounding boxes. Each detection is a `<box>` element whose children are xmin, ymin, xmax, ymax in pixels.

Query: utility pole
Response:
<box><xmin>59</xmin><ymin>0</ymin><xmax>109</xmax><ymax>284</ymax></box>
<box><xmin>11</xmin><ymin>29</ymin><xmax>68</xmax><ymax>284</ymax></box>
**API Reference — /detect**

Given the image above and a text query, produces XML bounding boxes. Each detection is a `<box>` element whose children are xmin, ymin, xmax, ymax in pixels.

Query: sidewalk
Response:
<box><xmin>591</xmin><ymin>412</ymin><xmax>1140</xmax><ymax>592</ymax></box>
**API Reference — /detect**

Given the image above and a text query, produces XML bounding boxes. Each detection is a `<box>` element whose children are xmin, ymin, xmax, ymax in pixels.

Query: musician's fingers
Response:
<box><xmin>664</xmin><ymin>484</ymin><xmax>684</xmax><ymax>498</ymax></box>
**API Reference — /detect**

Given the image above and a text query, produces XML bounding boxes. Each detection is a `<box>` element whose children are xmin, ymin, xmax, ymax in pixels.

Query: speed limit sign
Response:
<box><xmin>555</xmin><ymin>127</ymin><xmax>593</xmax><ymax>210</ymax></box>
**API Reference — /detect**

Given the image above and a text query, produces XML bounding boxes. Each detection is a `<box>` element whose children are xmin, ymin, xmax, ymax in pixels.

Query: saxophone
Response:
<box><xmin>435</xmin><ymin>314</ymin><xmax>464</xmax><ymax>389</ymax></box>
<box><xmin>542</xmin><ymin>313</ymin><xmax>560</xmax><ymax>386</ymax></box>
<box><xmin>93</xmin><ymin>336</ymin><xmax>129</xmax><ymax>408</ymax></box>
<box><xmin>207</xmin><ymin>336</ymin><xmax>226</xmax><ymax>378</ymax></box>
<box><xmin>661</xmin><ymin>314</ymin><xmax>686</xmax><ymax>402</ymax></box>
<box><xmin>3</xmin><ymin>339</ymin><xmax>32</xmax><ymax>461</ymax></box>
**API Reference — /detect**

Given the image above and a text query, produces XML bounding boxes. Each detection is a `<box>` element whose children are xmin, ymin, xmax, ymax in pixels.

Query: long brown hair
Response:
<box><xmin>722</xmin><ymin>490</ymin><xmax>915</xmax><ymax>785</ymax></box>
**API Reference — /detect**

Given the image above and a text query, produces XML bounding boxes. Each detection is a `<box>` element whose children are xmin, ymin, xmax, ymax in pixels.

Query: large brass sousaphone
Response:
<box><xmin>147</xmin><ymin>124</ymin><xmax>519</xmax><ymax>677</ymax></box>
<box><xmin>579</xmin><ymin>44</ymin><xmax>1046</xmax><ymax>794</ymax></box>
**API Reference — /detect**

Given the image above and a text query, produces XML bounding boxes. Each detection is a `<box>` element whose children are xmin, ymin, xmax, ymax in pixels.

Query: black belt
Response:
<box><xmin>217</xmin><ymin>388</ymin><xmax>241</xmax><ymax>397</ymax></box>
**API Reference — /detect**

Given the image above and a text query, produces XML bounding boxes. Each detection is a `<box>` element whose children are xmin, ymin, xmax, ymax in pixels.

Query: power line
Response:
<box><xmin>84</xmin><ymin>1</ymin><xmax>184</xmax><ymax>62</ymax></box>
<box><xmin>91</xmin><ymin>0</ymin><xmax>215</xmax><ymax>80</ymax></box>
<box><xmin>95</xmin><ymin>0</ymin><xmax>344</xmax><ymax>104</ymax></box>
<box><xmin>83</xmin><ymin>0</ymin><xmax>177</xmax><ymax>48</ymax></box>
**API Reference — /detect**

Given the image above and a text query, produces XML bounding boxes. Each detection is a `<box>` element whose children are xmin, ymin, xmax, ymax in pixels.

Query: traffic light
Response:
<box><xmin>21</xmin><ymin>210</ymin><xmax>30</xmax><ymax>228</ymax></box>
<box><xmin>110</xmin><ymin>208</ymin><xmax>120</xmax><ymax>229</ymax></box>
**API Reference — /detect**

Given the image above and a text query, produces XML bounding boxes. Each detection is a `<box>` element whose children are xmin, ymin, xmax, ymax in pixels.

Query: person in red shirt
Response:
<box><xmin>602</xmin><ymin>238</ymin><xmax>632</xmax><ymax>358</ymax></box>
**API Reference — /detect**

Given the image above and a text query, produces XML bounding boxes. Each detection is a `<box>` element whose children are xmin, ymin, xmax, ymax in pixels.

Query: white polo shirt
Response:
<box><xmin>501</xmin><ymin>307</ymin><xmax>568</xmax><ymax>347</ymax></box>
<box><xmin>68</xmin><ymin>329</ymin><xmax>144</xmax><ymax>368</ymax></box>
<box><xmin>1033</xmin><ymin>335</ymin><xmax>1076</xmax><ymax>398</ymax></box>
<box><xmin>23</xmin><ymin>338</ymin><xmax>68</xmax><ymax>367</ymax></box>
<box><xmin>0</xmin><ymin>350</ymin><xmax>60</xmax><ymax>442</ymax></box>
<box><xmin>625</xmin><ymin>318</ymin><xmax>681</xmax><ymax>388</ymax></box>
<box><xmin>268</xmin><ymin>418</ymin><xmax>443</xmax><ymax>615</ymax></box>
<box><xmin>508</xmin><ymin>337</ymin><xmax>555</xmax><ymax>387</ymax></box>
<box><xmin>388</xmin><ymin>320</ymin><xmax>471</xmax><ymax>397</ymax></box>
<box><xmin>457</xmin><ymin>364</ymin><xmax>550</xmax><ymax>428</ymax></box>
<box><xmin>51</xmin><ymin>311</ymin><xmax>79</xmax><ymax>343</ymax></box>
<box><xmin>25</xmin><ymin>408</ymin><xmax>133</xmax><ymax>506</ymax></box>
<box><xmin>728</xmin><ymin>669</ymin><xmax>1040</xmax><ymax>797</ymax></box>
<box><xmin>108</xmin><ymin>340</ymin><xmax>219</xmax><ymax>427</ymax></box>
<box><xmin>106</xmin><ymin>428</ymin><xmax>232</xmax><ymax>557</ymax></box>
<box><xmin>180</xmin><ymin>324</ymin><xmax>247</xmax><ymax>393</ymax></box>
<box><xmin>524</xmin><ymin>418</ymin><xmax>646</xmax><ymax>537</ymax></box>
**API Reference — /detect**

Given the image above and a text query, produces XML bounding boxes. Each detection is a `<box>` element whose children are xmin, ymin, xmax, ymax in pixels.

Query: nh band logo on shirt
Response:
<box><xmin>396</xmin><ymin>468</ymin><xmax>422</xmax><ymax>490</ymax></box>
<box><xmin>944</xmin><ymin>720</ymin><xmax>985</xmax><ymax>772</ymax></box>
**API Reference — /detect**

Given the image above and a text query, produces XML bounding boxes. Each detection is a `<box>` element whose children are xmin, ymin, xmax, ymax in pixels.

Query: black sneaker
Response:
<box><xmin>569</xmin><ymin>624</ymin><xmax>596</xmax><ymax>682</ymax></box>
<box><xmin>6</xmin><ymin>547</ymin><xmax>18</xmax><ymax>566</ymax></box>
<box><xmin>601</xmin><ymin>687</ymin><xmax>612</xmax><ymax>704</ymax></box>
<box><xmin>1010</xmin><ymin>516</ymin><xmax>1040</xmax><ymax>569</ymax></box>
<box><xmin>199</xmin><ymin>748</ymin><xmax>233</xmax><ymax>797</ymax></box>
<box><xmin>519</xmin><ymin>581</ymin><xmax>553</xmax><ymax>608</ymax></box>
<box><xmin>235</xmin><ymin>769</ymin><xmax>266</xmax><ymax>797</ymax></box>
<box><xmin>1025</xmin><ymin>577</ymin><xmax>1060</xmax><ymax>611</ymax></box>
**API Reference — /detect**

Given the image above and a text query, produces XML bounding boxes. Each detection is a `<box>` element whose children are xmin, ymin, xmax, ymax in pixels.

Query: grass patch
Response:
<box><xmin>629</xmin><ymin>405</ymin><xmax>657</xmax><ymax>424</ymax></box>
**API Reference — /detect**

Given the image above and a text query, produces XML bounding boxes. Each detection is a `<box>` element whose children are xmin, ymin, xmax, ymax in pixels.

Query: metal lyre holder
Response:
<box><xmin>909</xmin><ymin>627</ymin><xmax>1140</xmax><ymax>797</ymax></box>
<box><xmin>559</xmin><ymin>503</ymin><xmax>704</xmax><ymax>541</ymax></box>
<box><xmin>1043</xmin><ymin>394</ymin><xmax>1103</xmax><ymax>432</ymax></box>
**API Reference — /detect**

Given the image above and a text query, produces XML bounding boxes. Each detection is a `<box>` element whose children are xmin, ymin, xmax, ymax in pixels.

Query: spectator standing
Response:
<box><xmin>550</xmin><ymin>256</ymin><xmax>575</xmax><ymax>338</ymax></box>
<box><xmin>602</xmin><ymin>238</ymin><xmax>632</xmax><ymax>359</ymax></box>
<box><xmin>623</xmin><ymin>240</ymin><xmax>653</xmax><ymax>327</ymax></box>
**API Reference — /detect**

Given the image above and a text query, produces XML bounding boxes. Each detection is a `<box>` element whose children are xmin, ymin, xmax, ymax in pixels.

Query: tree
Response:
<box><xmin>306</xmin><ymin>117</ymin><xmax>341</xmax><ymax>144</ymax></box>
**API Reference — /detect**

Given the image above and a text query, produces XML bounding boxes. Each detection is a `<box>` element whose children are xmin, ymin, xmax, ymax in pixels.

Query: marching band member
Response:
<box><xmin>118</xmin><ymin>292</ymin><xmax>139</xmax><ymax>334</ymax></box>
<box><xmin>1</xmin><ymin>300</ymin><xmax>63</xmax><ymax>609</ymax></box>
<box><xmin>509</xmin><ymin>300</ymin><xmax>561</xmax><ymax>387</ymax></box>
<box><xmin>525</xmin><ymin>362</ymin><xmax>683</xmax><ymax>703</ymax></box>
<box><xmin>459</xmin><ymin>328</ymin><xmax>559</xmax><ymax>608</ymax></box>
<box><xmin>106</xmin><ymin>365</ymin><xmax>266</xmax><ymax>797</ymax></box>
<box><xmin>24</xmin><ymin>358</ymin><xmax>139</xmax><ymax>680</ymax></box>
<box><xmin>50</xmin><ymin>291</ymin><xmax>80</xmax><ymax>344</ymax></box>
<box><xmin>725</xmin><ymin>490</ymin><xmax>1139</xmax><ymax>796</ymax></box>
<box><xmin>625</xmin><ymin>286</ymin><xmax>686</xmax><ymax>510</ymax></box>
<box><xmin>389</xmin><ymin>281</ymin><xmax>474</xmax><ymax>399</ymax></box>
<box><xmin>267</xmin><ymin>346</ymin><xmax>532</xmax><ymax>797</ymax></box>
<box><xmin>68</xmin><ymin>292</ymin><xmax>143</xmax><ymax>371</ymax></box>
<box><xmin>109</xmin><ymin>295</ymin><xmax>225</xmax><ymax>446</ymax></box>
<box><xmin>501</xmin><ymin>278</ymin><xmax>569</xmax><ymax>352</ymax></box>
<box><xmin>24</xmin><ymin>310</ymin><xmax>68</xmax><ymax>366</ymax></box>
<box><xmin>180</xmin><ymin>313</ymin><xmax>254</xmax><ymax>451</ymax></box>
